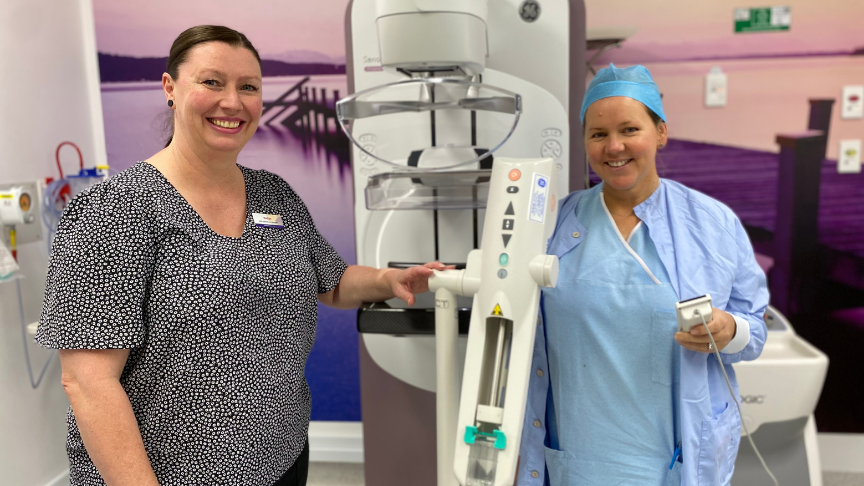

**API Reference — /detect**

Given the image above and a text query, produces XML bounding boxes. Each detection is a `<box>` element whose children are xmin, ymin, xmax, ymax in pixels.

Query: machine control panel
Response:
<box><xmin>452</xmin><ymin>157</ymin><xmax>559</xmax><ymax>486</ymax></box>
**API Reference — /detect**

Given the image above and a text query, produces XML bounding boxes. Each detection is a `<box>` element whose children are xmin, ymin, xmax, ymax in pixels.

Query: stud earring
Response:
<box><xmin>168</xmin><ymin>100</ymin><xmax>174</xmax><ymax>107</ymax></box>
<box><xmin>658</xmin><ymin>143</ymin><xmax>664</xmax><ymax>148</ymax></box>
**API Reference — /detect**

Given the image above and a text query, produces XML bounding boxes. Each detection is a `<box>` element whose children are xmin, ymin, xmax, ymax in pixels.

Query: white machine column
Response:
<box><xmin>435</xmin><ymin>286</ymin><xmax>460</xmax><ymax>486</ymax></box>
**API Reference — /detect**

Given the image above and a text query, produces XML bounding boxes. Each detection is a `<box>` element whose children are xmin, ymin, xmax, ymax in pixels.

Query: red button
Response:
<box><xmin>509</xmin><ymin>169</ymin><xmax>521</xmax><ymax>181</ymax></box>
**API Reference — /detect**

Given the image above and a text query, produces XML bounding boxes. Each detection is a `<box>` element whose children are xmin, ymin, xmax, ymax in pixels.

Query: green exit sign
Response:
<box><xmin>735</xmin><ymin>6</ymin><xmax>791</xmax><ymax>33</ymax></box>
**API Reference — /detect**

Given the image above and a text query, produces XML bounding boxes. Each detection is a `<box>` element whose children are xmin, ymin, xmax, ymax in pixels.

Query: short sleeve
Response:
<box><xmin>308</xmin><ymin>225</ymin><xmax>348</xmax><ymax>294</ymax></box>
<box><xmin>36</xmin><ymin>185</ymin><xmax>156</xmax><ymax>349</ymax></box>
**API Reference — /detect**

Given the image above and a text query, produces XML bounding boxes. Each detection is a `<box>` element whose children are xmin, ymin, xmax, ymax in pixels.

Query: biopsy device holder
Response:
<box><xmin>675</xmin><ymin>294</ymin><xmax>713</xmax><ymax>333</ymax></box>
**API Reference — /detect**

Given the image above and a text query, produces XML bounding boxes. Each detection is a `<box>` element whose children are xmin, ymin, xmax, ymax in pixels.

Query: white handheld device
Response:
<box><xmin>675</xmin><ymin>294</ymin><xmax>713</xmax><ymax>332</ymax></box>
<box><xmin>674</xmin><ymin>293</ymin><xmax>780</xmax><ymax>485</ymax></box>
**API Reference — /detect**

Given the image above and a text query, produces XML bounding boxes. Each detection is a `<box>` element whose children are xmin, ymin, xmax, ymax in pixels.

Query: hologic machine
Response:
<box><xmin>731</xmin><ymin>307</ymin><xmax>828</xmax><ymax>486</ymax></box>
<box><xmin>340</xmin><ymin>1</ymin><xmax>586</xmax><ymax>484</ymax></box>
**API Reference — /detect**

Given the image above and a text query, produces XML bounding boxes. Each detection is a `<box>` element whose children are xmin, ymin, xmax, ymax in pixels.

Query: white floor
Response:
<box><xmin>308</xmin><ymin>462</ymin><xmax>365</xmax><ymax>486</ymax></box>
<box><xmin>38</xmin><ymin>465</ymin><xmax>864</xmax><ymax>486</ymax></box>
<box><xmin>307</xmin><ymin>463</ymin><xmax>864</xmax><ymax>486</ymax></box>
<box><xmin>823</xmin><ymin>472</ymin><xmax>864</xmax><ymax>486</ymax></box>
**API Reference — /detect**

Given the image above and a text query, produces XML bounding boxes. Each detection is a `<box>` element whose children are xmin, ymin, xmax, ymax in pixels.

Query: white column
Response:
<box><xmin>435</xmin><ymin>286</ymin><xmax>460</xmax><ymax>486</ymax></box>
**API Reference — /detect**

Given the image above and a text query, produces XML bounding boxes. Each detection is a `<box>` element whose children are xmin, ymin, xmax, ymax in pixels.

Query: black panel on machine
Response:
<box><xmin>358</xmin><ymin>302</ymin><xmax>472</xmax><ymax>335</ymax></box>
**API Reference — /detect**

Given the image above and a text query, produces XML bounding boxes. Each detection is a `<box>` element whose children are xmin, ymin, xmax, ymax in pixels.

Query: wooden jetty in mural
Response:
<box><xmin>261</xmin><ymin>77</ymin><xmax>348</xmax><ymax>151</ymax></box>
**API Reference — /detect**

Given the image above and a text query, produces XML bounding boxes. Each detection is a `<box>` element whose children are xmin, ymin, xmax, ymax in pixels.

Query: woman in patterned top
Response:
<box><xmin>37</xmin><ymin>25</ymin><xmax>441</xmax><ymax>486</ymax></box>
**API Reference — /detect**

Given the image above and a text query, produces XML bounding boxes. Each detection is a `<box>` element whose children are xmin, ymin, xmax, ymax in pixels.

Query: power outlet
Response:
<box><xmin>705</xmin><ymin>67</ymin><xmax>727</xmax><ymax>108</ymax></box>
<box><xmin>838</xmin><ymin>139</ymin><xmax>862</xmax><ymax>174</ymax></box>
<box><xmin>0</xmin><ymin>181</ymin><xmax>43</xmax><ymax>246</ymax></box>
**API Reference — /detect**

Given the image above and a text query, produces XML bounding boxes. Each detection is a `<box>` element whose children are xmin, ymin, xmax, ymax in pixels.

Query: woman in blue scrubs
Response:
<box><xmin>516</xmin><ymin>64</ymin><xmax>769</xmax><ymax>486</ymax></box>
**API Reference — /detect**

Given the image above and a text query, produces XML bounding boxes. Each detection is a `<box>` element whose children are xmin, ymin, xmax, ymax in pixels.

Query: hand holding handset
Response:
<box><xmin>675</xmin><ymin>294</ymin><xmax>712</xmax><ymax>332</ymax></box>
<box><xmin>673</xmin><ymin>293</ymin><xmax>779</xmax><ymax>485</ymax></box>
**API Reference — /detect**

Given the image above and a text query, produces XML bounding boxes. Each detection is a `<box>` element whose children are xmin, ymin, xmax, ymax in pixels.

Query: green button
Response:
<box><xmin>499</xmin><ymin>253</ymin><xmax>509</xmax><ymax>266</ymax></box>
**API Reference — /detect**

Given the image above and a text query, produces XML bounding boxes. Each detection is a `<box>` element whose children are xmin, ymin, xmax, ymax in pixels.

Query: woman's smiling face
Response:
<box><xmin>583</xmin><ymin>96</ymin><xmax>667</xmax><ymax>195</ymax></box>
<box><xmin>167</xmin><ymin>41</ymin><xmax>263</xmax><ymax>155</ymax></box>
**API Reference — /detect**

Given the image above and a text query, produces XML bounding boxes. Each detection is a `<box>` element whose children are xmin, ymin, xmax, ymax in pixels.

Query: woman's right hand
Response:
<box><xmin>674</xmin><ymin>307</ymin><xmax>736</xmax><ymax>353</ymax></box>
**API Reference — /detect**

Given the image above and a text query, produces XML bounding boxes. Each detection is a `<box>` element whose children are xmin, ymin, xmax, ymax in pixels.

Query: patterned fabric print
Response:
<box><xmin>36</xmin><ymin>162</ymin><xmax>348</xmax><ymax>486</ymax></box>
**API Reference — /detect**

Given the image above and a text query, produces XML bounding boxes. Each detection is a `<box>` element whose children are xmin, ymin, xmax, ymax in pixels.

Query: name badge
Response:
<box><xmin>253</xmin><ymin>213</ymin><xmax>284</xmax><ymax>229</ymax></box>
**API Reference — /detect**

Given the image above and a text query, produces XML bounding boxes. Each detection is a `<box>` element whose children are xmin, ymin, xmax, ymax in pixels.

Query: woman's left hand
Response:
<box><xmin>674</xmin><ymin>307</ymin><xmax>736</xmax><ymax>354</ymax></box>
<box><xmin>384</xmin><ymin>262</ymin><xmax>450</xmax><ymax>306</ymax></box>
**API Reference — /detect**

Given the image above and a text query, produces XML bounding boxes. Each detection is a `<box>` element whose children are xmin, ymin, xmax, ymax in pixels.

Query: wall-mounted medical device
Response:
<box><xmin>0</xmin><ymin>187</ymin><xmax>36</xmax><ymax>226</ymax></box>
<box><xmin>0</xmin><ymin>182</ymin><xmax>43</xmax><ymax>249</ymax></box>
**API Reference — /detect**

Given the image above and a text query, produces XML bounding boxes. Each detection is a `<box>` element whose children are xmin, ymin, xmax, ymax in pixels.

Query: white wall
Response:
<box><xmin>0</xmin><ymin>0</ymin><xmax>105</xmax><ymax>484</ymax></box>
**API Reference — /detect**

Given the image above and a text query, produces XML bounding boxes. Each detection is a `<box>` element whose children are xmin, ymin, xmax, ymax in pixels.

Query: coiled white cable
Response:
<box><xmin>16</xmin><ymin>279</ymin><xmax>56</xmax><ymax>389</ymax></box>
<box><xmin>695</xmin><ymin>309</ymin><xmax>779</xmax><ymax>486</ymax></box>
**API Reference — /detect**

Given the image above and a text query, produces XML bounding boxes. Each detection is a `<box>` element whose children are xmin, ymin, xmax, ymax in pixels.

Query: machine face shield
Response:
<box><xmin>337</xmin><ymin>77</ymin><xmax>522</xmax><ymax>171</ymax></box>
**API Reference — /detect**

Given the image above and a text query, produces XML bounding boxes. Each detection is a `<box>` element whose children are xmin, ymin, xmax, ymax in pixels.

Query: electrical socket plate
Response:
<box><xmin>838</xmin><ymin>139</ymin><xmax>862</xmax><ymax>174</ymax></box>
<box><xmin>0</xmin><ymin>181</ymin><xmax>43</xmax><ymax>246</ymax></box>
<box><xmin>705</xmin><ymin>67</ymin><xmax>728</xmax><ymax>108</ymax></box>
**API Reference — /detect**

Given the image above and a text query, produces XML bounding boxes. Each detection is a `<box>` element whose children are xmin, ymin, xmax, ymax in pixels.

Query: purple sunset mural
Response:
<box><xmin>92</xmin><ymin>0</ymin><xmax>864</xmax><ymax>430</ymax></box>
<box><xmin>93</xmin><ymin>0</ymin><xmax>359</xmax><ymax>421</ymax></box>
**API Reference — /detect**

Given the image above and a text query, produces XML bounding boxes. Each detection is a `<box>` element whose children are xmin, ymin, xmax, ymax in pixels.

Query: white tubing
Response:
<box><xmin>435</xmin><ymin>287</ymin><xmax>460</xmax><ymax>486</ymax></box>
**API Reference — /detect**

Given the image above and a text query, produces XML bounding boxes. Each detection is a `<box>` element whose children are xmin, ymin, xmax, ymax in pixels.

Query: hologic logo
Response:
<box><xmin>741</xmin><ymin>395</ymin><xmax>766</xmax><ymax>405</ymax></box>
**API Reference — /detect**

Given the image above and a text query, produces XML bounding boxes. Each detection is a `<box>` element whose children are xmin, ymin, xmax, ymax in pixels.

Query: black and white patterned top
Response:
<box><xmin>36</xmin><ymin>161</ymin><xmax>348</xmax><ymax>486</ymax></box>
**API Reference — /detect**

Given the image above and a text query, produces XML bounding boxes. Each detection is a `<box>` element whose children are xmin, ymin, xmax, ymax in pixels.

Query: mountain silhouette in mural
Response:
<box><xmin>595</xmin><ymin>40</ymin><xmax>864</xmax><ymax>64</ymax></box>
<box><xmin>98</xmin><ymin>53</ymin><xmax>345</xmax><ymax>83</ymax></box>
<box><xmin>264</xmin><ymin>49</ymin><xmax>346</xmax><ymax>65</ymax></box>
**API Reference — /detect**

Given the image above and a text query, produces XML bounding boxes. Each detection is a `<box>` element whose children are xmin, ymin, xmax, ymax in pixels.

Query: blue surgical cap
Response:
<box><xmin>580</xmin><ymin>63</ymin><xmax>666</xmax><ymax>124</ymax></box>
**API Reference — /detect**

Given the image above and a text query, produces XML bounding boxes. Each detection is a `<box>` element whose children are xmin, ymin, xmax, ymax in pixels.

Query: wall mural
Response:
<box><xmin>93</xmin><ymin>0</ymin><xmax>864</xmax><ymax>431</ymax></box>
<box><xmin>93</xmin><ymin>0</ymin><xmax>359</xmax><ymax>421</ymax></box>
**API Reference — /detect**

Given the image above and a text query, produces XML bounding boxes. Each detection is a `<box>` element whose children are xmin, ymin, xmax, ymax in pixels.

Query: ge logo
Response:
<box><xmin>519</xmin><ymin>0</ymin><xmax>541</xmax><ymax>22</ymax></box>
<box><xmin>538</xmin><ymin>179</ymin><xmax>547</xmax><ymax>188</ymax></box>
<box><xmin>741</xmin><ymin>395</ymin><xmax>765</xmax><ymax>405</ymax></box>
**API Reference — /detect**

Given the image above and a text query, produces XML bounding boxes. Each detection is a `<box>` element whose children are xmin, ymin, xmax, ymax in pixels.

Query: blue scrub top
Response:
<box><xmin>517</xmin><ymin>180</ymin><xmax>769</xmax><ymax>486</ymax></box>
<box><xmin>542</xmin><ymin>189</ymin><xmax>682</xmax><ymax>485</ymax></box>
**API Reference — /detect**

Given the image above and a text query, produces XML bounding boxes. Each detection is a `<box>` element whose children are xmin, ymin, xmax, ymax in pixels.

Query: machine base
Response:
<box><xmin>732</xmin><ymin>415</ymin><xmax>822</xmax><ymax>486</ymax></box>
<box><xmin>359</xmin><ymin>336</ymin><xmax>439</xmax><ymax>486</ymax></box>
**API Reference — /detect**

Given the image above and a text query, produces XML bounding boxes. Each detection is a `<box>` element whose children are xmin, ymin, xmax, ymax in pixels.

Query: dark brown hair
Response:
<box><xmin>163</xmin><ymin>25</ymin><xmax>262</xmax><ymax>147</ymax></box>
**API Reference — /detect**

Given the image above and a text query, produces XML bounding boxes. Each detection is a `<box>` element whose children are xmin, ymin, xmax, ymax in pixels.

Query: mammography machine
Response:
<box><xmin>341</xmin><ymin>1</ymin><xmax>586</xmax><ymax>484</ymax></box>
<box><xmin>731</xmin><ymin>307</ymin><xmax>828</xmax><ymax>486</ymax></box>
<box><xmin>340</xmin><ymin>1</ymin><xmax>828</xmax><ymax>485</ymax></box>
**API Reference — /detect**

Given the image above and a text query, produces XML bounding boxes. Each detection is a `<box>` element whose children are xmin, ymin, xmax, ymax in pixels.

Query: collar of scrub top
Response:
<box><xmin>580</xmin><ymin>63</ymin><xmax>667</xmax><ymax>124</ymax></box>
<box><xmin>546</xmin><ymin>180</ymin><xmax>666</xmax><ymax>259</ymax></box>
